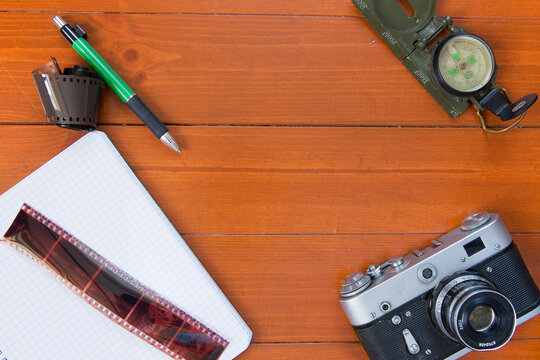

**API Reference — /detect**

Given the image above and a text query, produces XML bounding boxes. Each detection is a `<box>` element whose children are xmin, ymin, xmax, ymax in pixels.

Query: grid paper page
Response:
<box><xmin>0</xmin><ymin>131</ymin><xmax>252</xmax><ymax>360</ymax></box>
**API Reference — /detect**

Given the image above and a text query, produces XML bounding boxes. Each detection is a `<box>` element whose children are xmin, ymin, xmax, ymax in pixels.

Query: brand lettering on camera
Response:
<box><xmin>479</xmin><ymin>341</ymin><xmax>496</xmax><ymax>348</ymax></box>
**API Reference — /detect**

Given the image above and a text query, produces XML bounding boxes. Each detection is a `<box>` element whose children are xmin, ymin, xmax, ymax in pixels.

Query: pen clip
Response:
<box><xmin>74</xmin><ymin>23</ymin><xmax>87</xmax><ymax>39</ymax></box>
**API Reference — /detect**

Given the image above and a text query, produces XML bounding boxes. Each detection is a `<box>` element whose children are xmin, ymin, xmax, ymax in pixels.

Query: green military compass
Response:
<box><xmin>352</xmin><ymin>0</ymin><xmax>537</xmax><ymax>132</ymax></box>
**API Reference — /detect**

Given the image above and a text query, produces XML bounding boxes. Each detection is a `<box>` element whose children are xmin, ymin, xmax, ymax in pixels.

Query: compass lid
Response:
<box><xmin>352</xmin><ymin>0</ymin><xmax>439</xmax><ymax>59</ymax></box>
<box><xmin>371</xmin><ymin>0</ymin><xmax>437</xmax><ymax>33</ymax></box>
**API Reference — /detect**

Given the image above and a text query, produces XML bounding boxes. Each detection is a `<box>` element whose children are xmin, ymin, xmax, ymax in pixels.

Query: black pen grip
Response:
<box><xmin>126</xmin><ymin>95</ymin><xmax>168</xmax><ymax>138</ymax></box>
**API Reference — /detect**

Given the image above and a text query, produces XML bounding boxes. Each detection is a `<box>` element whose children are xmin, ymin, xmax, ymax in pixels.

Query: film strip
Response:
<box><xmin>2</xmin><ymin>204</ymin><xmax>228</xmax><ymax>360</ymax></box>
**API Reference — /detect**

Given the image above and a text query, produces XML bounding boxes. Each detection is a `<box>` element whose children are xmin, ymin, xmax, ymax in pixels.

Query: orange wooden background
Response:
<box><xmin>1</xmin><ymin>1</ymin><xmax>540</xmax><ymax>359</ymax></box>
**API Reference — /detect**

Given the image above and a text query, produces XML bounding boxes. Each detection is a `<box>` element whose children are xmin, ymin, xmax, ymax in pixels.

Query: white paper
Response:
<box><xmin>0</xmin><ymin>131</ymin><xmax>252</xmax><ymax>360</ymax></box>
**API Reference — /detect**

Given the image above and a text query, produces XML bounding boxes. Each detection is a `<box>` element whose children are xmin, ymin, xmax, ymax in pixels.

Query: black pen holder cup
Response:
<box><xmin>33</xmin><ymin>62</ymin><xmax>105</xmax><ymax>131</ymax></box>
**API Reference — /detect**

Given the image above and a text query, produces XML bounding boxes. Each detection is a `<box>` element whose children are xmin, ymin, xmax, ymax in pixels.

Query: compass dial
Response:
<box><xmin>432</xmin><ymin>34</ymin><xmax>496</xmax><ymax>96</ymax></box>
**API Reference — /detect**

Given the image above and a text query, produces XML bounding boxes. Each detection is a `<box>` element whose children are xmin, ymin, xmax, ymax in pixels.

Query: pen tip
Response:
<box><xmin>160</xmin><ymin>132</ymin><xmax>181</xmax><ymax>154</ymax></box>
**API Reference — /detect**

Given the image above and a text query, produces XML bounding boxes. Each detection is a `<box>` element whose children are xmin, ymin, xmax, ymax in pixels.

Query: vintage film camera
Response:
<box><xmin>339</xmin><ymin>212</ymin><xmax>540</xmax><ymax>359</ymax></box>
<box><xmin>351</xmin><ymin>0</ymin><xmax>537</xmax><ymax>132</ymax></box>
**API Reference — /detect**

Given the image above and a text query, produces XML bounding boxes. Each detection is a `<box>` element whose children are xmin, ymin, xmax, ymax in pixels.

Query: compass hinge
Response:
<box><xmin>414</xmin><ymin>15</ymin><xmax>463</xmax><ymax>51</ymax></box>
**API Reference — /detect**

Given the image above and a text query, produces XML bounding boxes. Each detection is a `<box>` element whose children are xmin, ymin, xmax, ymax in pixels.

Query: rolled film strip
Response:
<box><xmin>2</xmin><ymin>204</ymin><xmax>228</xmax><ymax>360</ymax></box>
<box><xmin>32</xmin><ymin>59</ymin><xmax>105</xmax><ymax>131</ymax></box>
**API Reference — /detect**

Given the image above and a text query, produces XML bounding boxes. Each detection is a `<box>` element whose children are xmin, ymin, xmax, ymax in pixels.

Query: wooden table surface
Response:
<box><xmin>1</xmin><ymin>1</ymin><xmax>540</xmax><ymax>359</ymax></box>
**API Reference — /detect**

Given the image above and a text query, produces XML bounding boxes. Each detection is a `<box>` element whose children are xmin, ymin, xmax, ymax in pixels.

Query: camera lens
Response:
<box><xmin>431</xmin><ymin>273</ymin><xmax>516</xmax><ymax>351</ymax></box>
<box><xmin>469</xmin><ymin>305</ymin><xmax>495</xmax><ymax>332</ymax></box>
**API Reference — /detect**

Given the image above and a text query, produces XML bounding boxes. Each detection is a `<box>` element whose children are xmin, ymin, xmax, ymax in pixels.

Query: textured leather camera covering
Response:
<box><xmin>475</xmin><ymin>243</ymin><xmax>540</xmax><ymax>314</ymax></box>
<box><xmin>354</xmin><ymin>295</ymin><xmax>464</xmax><ymax>360</ymax></box>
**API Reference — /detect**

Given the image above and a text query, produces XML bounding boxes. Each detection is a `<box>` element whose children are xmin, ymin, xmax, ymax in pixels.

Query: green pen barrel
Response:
<box><xmin>72</xmin><ymin>38</ymin><xmax>134</xmax><ymax>102</ymax></box>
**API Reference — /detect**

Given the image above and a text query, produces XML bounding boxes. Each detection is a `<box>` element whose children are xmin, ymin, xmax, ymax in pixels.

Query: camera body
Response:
<box><xmin>339</xmin><ymin>212</ymin><xmax>540</xmax><ymax>360</ymax></box>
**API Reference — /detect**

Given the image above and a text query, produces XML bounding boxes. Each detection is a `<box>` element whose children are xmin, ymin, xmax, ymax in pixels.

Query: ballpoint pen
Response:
<box><xmin>52</xmin><ymin>16</ymin><xmax>181</xmax><ymax>153</ymax></box>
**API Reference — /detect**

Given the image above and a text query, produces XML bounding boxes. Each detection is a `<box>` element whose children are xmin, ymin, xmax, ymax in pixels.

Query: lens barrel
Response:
<box><xmin>432</xmin><ymin>273</ymin><xmax>516</xmax><ymax>351</ymax></box>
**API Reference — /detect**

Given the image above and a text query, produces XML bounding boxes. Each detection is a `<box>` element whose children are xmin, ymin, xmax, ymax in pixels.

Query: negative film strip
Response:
<box><xmin>2</xmin><ymin>204</ymin><xmax>228</xmax><ymax>360</ymax></box>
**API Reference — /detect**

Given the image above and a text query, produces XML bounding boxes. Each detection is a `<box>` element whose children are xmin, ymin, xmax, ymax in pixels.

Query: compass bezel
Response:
<box><xmin>431</xmin><ymin>33</ymin><xmax>497</xmax><ymax>98</ymax></box>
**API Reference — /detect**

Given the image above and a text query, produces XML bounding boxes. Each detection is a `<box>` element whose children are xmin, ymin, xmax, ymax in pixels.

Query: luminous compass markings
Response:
<box><xmin>437</xmin><ymin>35</ymin><xmax>495</xmax><ymax>94</ymax></box>
<box><xmin>446</xmin><ymin>42</ymin><xmax>475</xmax><ymax>87</ymax></box>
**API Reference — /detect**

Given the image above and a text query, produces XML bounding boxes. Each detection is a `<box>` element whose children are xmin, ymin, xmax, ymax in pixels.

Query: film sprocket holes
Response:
<box><xmin>351</xmin><ymin>0</ymin><xmax>538</xmax><ymax>133</ymax></box>
<box><xmin>3</xmin><ymin>204</ymin><xmax>228</xmax><ymax>360</ymax></box>
<box><xmin>339</xmin><ymin>212</ymin><xmax>540</xmax><ymax>360</ymax></box>
<box><xmin>33</xmin><ymin>57</ymin><xmax>105</xmax><ymax>131</ymax></box>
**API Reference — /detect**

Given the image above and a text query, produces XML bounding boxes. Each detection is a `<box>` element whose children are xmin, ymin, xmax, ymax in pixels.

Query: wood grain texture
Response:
<box><xmin>2</xmin><ymin>125</ymin><xmax>540</xmax><ymax>235</ymax></box>
<box><xmin>0</xmin><ymin>14</ymin><xmax>539</xmax><ymax>127</ymax></box>
<box><xmin>242</xmin><ymin>340</ymin><xmax>540</xmax><ymax>359</ymax></box>
<box><xmin>1</xmin><ymin>0</ymin><xmax>539</xmax><ymax>19</ymax></box>
<box><xmin>2</xmin><ymin>1</ymin><xmax>540</xmax><ymax>358</ymax></box>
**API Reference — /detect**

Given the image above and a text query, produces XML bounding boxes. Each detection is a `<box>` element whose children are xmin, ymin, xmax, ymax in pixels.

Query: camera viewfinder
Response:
<box><xmin>464</xmin><ymin>237</ymin><xmax>486</xmax><ymax>257</ymax></box>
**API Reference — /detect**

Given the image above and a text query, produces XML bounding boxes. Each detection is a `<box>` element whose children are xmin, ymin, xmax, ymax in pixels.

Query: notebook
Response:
<box><xmin>0</xmin><ymin>131</ymin><xmax>252</xmax><ymax>359</ymax></box>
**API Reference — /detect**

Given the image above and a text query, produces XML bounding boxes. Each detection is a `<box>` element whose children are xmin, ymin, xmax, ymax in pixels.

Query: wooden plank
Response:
<box><xmin>5</xmin><ymin>126</ymin><xmax>540</xmax><ymax>174</ymax></box>
<box><xmin>244</xmin><ymin>343</ymin><xmax>367</xmax><ymax>359</ymax></box>
<box><xmin>1</xmin><ymin>0</ymin><xmax>539</xmax><ymax>20</ymax></box>
<box><xmin>131</xmin><ymin>166</ymin><xmax>540</xmax><ymax>235</ymax></box>
<box><xmin>2</xmin><ymin>125</ymin><xmax>540</xmax><ymax>234</ymax></box>
<box><xmin>1</xmin><ymin>14</ymin><xmax>539</xmax><ymax>127</ymax></box>
<box><xmin>242</xmin><ymin>340</ymin><xmax>540</xmax><ymax>359</ymax></box>
<box><xmin>244</xmin><ymin>340</ymin><xmax>540</xmax><ymax>359</ymax></box>
<box><xmin>186</xmin><ymin>234</ymin><xmax>540</xmax><ymax>343</ymax></box>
